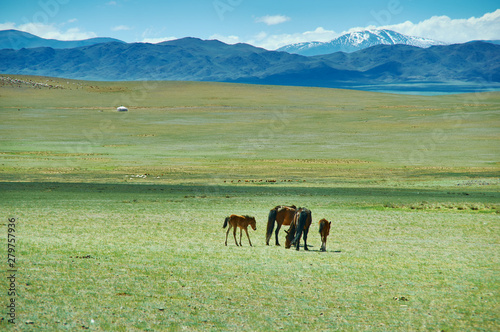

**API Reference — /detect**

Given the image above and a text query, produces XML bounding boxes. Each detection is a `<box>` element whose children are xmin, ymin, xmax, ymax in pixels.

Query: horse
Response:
<box><xmin>223</xmin><ymin>215</ymin><xmax>257</xmax><ymax>247</ymax></box>
<box><xmin>285</xmin><ymin>207</ymin><xmax>312</xmax><ymax>251</ymax></box>
<box><xmin>266</xmin><ymin>205</ymin><xmax>297</xmax><ymax>246</ymax></box>
<box><xmin>318</xmin><ymin>219</ymin><xmax>331</xmax><ymax>252</ymax></box>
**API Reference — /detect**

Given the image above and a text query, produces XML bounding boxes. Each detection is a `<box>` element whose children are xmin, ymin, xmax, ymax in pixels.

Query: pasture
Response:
<box><xmin>1</xmin><ymin>75</ymin><xmax>499</xmax><ymax>331</ymax></box>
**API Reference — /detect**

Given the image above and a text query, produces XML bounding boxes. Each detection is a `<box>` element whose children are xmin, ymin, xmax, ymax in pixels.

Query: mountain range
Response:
<box><xmin>0</xmin><ymin>29</ymin><xmax>499</xmax><ymax>93</ymax></box>
<box><xmin>277</xmin><ymin>29</ymin><xmax>447</xmax><ymax>56</ymax></box>
<box><xmin>0</xmin><ymin>29</ymin><xmax>124</xmax><ymax>50</ymax></box>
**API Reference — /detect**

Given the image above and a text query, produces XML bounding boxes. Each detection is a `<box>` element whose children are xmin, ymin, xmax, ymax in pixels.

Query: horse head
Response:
<box><xmin>284</xmin><ymin>225</ymin><xmax>295</xmax><ymax>249</ymax></box>
<box><xmin>250</xmin><ymin>216</ymin><xmax>257</xmax><ymax>231</ymax></box>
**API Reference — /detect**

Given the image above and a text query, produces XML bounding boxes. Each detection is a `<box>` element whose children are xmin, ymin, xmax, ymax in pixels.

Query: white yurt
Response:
<box><xmin>117</xmin><ymin>106</ymin><xmax>128</xmax><ymax>112</ymax></box>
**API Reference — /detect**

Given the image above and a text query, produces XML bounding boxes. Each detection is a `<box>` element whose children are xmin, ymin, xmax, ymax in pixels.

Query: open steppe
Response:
<box><xmin>1</xmin><ymin>75</ymin><xmax>499</xmax><ymax>330</ymax></box>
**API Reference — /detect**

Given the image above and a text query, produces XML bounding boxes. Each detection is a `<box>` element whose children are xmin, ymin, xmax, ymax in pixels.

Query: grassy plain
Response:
<box><xmin>0</xmin><ymin>75</ymin><xmax>499</xmax><ymax>331</ymax></box>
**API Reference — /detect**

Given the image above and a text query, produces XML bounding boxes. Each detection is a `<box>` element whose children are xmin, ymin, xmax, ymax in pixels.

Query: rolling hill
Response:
<box><xmin>0</xmin><ymin>29</ymin><xmax>124</xmax><ymax>50</ymax></box>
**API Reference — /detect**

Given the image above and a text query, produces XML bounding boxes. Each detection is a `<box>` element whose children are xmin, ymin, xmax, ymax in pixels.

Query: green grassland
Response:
<box><xmin>0</xmin><ymin>75</ymin><xmax>499</xmax><ymax>331</ymax></box>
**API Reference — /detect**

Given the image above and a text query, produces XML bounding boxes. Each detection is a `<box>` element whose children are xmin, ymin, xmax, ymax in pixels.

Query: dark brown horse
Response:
<box><xmin>266</xmin><ymin>205</ymin><xmax>297</xmax><ymax>246</ymax></box>
<box><xmin>285</xmin><ymin>207</ymin><xmax>312</xmax><ymax>251</ymax></box>
<box><xmin>223</xmin><ymin>215</ymin><xmax>257</xmax><ymax>247</ymax></box>
<box><xmin>319</xmin><ymin>219</ymin><xmax>331</xmax><ymax>252</ymax></box>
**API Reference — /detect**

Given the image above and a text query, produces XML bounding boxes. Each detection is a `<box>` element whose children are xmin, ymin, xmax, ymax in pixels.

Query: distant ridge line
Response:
<box><xmin>0</xmin><ymin>29</ymin><xmax>498</xmax><ymax>94</ymax></box>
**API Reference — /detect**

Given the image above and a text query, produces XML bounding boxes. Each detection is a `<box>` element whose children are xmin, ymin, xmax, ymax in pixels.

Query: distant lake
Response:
<box><xmin>348</xmin><ymin>83</ymin><xmax>500</xmax><ymax>96</ymax></box>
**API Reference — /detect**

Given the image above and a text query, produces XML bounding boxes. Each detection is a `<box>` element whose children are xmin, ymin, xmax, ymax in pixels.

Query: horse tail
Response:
<box><xmin>266</xmin><ymin>207</ymin><xmax>278</xmax><ymax>244</ymax></box>
<box><xmin>223</xmin><ymin>216</ymin><xmax>230</xmax><ymax>228</ymax></box>
<box><xmin>319</xmin><ymin>220</ymin><xmax>325</xmax><ymax>234</ymax></box>
<box><xmin>293</xmin><ymin>210</ymin><xmax>308</xmax><ymax>244</ymax></box>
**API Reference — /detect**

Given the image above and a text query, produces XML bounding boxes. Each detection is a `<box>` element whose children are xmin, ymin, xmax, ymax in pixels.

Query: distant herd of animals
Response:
<box><xmin>223</xmin><ymin>205</ymin><xmax>331</xmax><ymax>251</ymax></box>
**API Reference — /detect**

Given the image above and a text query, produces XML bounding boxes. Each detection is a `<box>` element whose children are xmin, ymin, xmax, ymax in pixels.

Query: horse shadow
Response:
<box><xmin>293</xmin><ymin>244</ymin><xmax>342</xmax><ymax>253</ymax></box>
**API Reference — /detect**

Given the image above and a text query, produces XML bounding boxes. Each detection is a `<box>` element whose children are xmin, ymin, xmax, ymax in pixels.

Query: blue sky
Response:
<box><xmin>1</xmin><ymin>0</ymin><xmax>499</xmax><ymax>49</ymax></box>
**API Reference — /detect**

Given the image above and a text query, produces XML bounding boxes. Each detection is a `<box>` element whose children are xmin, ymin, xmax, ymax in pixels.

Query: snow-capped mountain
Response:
<box><xmin>277</xmin><ymin>29</ymin><xmax>447</xmax><ymax>56</ymax></box>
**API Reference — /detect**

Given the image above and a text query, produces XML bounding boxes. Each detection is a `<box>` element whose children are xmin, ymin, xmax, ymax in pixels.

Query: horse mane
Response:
<box><xmin>244</xmin><ymin>215</ymin><xmax>254</xmax><ymax>219</ymax></box>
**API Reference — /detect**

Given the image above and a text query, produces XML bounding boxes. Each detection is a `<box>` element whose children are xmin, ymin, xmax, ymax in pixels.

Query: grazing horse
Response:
<box><xmin>266</xmin><ymin>205</ymin><xmax>297</xmax><ymax>246</ymax></box>
<box><xmin>318</xmin><ymin>219</ymin><xmax>331</xmax><ymax>252</ymax></box>
<box><xmin>223</xmin><ymin>215</ymin><xmax>257</xmax><ymax>247</ymax></box>
<box><xmin>285</xmin><ymin>207</ymin><xmax>312</xmax><ymax>251</ymax></box>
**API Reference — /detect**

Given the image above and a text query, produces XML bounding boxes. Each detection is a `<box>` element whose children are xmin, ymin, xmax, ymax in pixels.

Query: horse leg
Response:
<box><xmin>244</xmin><ymin>227</ymin><xmax>253</xmax><ymax>247</ymax></box>
<box><xmin>274</xmin><ymin>222</ymin><xmax>282</xmax><ymax>246</ymax></box>
<box><xmin>292</xmin><ymin>226</ymin><xmax>303</xmax><ymax>251</ymax></box>
<box><xmin>225</xmin><ymin>225</ymin><xmax>231</xmax><ymax>246</ymax></box>
<box><xmin>301</xmin><ymin>225</ymin><xmax>309</xmax><ymax>251</ymax></box>
<box><xmin>233</xmin><ymin>226</ymin><xmax>239</xmax><ymax>246</ymax></box>
<box><xmin>291</xmin><ymin>228</ymin><xmax>302</xmax><ymax>251</ymax></box>
<box><xmin>239</xmin><ymin>228</ymin><xmax>243</xmax><ymax>246</ymax></box>
<box><xmin>295</xmin><ymin>231</ymin><xmax>302</xmax><ymax>251</ymax></box>
<box><xmin>268</xmin><ymin>222</ymin><xmax>281</xmax><ymax>246</ymax></box>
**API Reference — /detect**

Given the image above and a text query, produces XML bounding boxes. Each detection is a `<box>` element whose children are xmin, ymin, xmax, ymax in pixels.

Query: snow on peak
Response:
<box><xmin>277</xmin><ymin>29</ymin><xmax>446</xmax><ymax>56</ymax></box>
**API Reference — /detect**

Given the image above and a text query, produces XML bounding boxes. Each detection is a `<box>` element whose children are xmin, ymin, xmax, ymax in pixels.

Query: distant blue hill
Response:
<box><xmin>0</xmin><ymin>35</ymin><xmax>498</xmax><ymax>93</ymax></box>
<box><xmin>0</xmin><ymin>29</ymin><xmax>125</xmax><ymax>50</ymax></box>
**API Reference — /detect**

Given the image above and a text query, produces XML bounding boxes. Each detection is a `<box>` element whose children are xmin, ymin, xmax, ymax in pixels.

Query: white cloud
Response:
<box><xmin>112</xmin><ymin>25</ymin><xmax>131</xmax><ymax>31</ymax></box>
<box><xmin>1</xmin><ymin>22</ymin><xmax>97</xmax><ymax>40</ymax></box>
<box><xmin>141</xmin><ymin>37</ymin><xmax>178</xmax><ymax>44</ymax></box>
<box><xmin>372</xmin><ymin>9</ymin><xmax>500</xmax><ymax>43</ymax></box>
<box><xmin>255</xmin><ymin>15</ymin><xmax>291</xmax><ymax>26</ymax></box>
<box><xmin>209</xmin><ymin>34</ymin><xmax>241</xmax><ymax>44</ymax></box>
<box><xmin>302</xmin><ymin>27</ymin><xmax>337</xmax><ymax>42</ymax></box>
<box><xmin>0</xmin><ymin>22</ymin><xmax>16</xmax><ymax>30</ymax></box>
<box><xmin>139</xmin><ymin>27</ymin><xmax>177</xmax><ymax>43</ymax></box>
<box><xmin>214</xmin><ymin>27</ymin><xmax>338</xmax><ymax>50</ymax></box>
